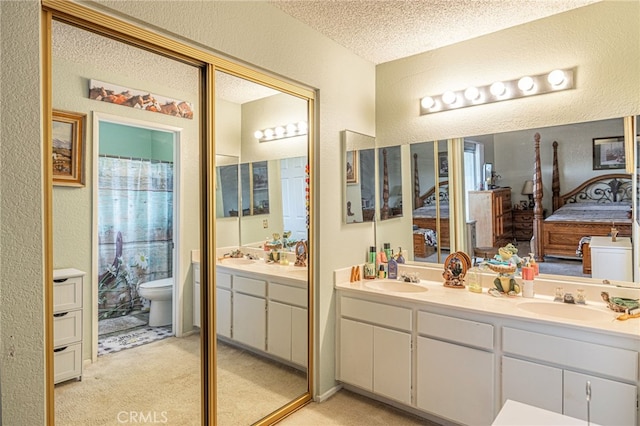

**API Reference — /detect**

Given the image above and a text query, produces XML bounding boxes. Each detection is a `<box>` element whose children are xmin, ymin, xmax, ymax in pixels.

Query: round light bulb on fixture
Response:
<box><xmin>518</xmin><ymin>76</ymin><xmax>535</xmax><ymax>92</ymax></box>
<box><xmin>264</xmin><ymin>128</ymin><xmax>274</xmax><ymax>138</ymax></box>
<box><xmin>297</xmin><ymin>121</ymin><xmax>308</xmax><ymax>133</ymax></box>
<box><xmin>420</xmin><ymin>96</ymin><xmax>435</xmax><ymax>109</ymax></box>
<box><xmin>442</xmin><ymin>91</ymin><xmax>457</xmax><ymax>105</ymax></box>
<box><xmin>547</xmin><ymin>69</ymin><xmax>566</xmax><ymax>87</ymax></box>
<box><xmin>254</xmin><ymin>130</ymin><xmax>264</xmax><ymax>139</ymax></box>
<box><xmin>275</xmin><ymin>126</ymin><xmax>286</xmax><ymax>137</ymax></box>
<box><xmin>286</xmin><ymin>123</ymin><xmax>297</xmax><ymax>134</ymax></box>
<box><xmin>490</xmin><ymin>81</ymin><xmax>506</xmax><ymax>97</ymax></box>
<box><xmin>464</xmin><ymin>86</ymin><xmax>480</xmax><ymax>101</ymax></box>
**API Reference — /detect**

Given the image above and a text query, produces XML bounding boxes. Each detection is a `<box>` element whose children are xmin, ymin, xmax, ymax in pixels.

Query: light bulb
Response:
<box><xmin>442</xmin><ymin>91</ymin><xmax>457</xmax><ymax>105</ymax></box>
<box><xmin>464</xmin><ymin>86</ymin><xmax>480</xmax><ymax>101</ymax></box>
<box><xmin>518</xmin><ymin>76</ymin><xmax>535</xmax><ymax>92</ymax></box>
<box><xmin>286</xmin><ymin>123</ymin><xmax>297</xmax><ymax>134</ymax></box>
<box><xmin>297</xmin><ymin>121</ymin><xmax>308</xmax><ymax>133</ymax></box>
<box><xmin>547</xmin><ymin>69</ymin><xmax>566</xmax><ymax>87</ymax></box>
<box><xmin>264</xmin><ymin>128</ymin><xmax>274</xmax><ymax>138</ymax></box>
<box><xmin>275</xmin><ymin>126</ymin><xmax>285</xmax><ymax>137</ymax></box>
<box><xmin>254</xmin><ymin>130</ymin><xmax>264</xmax><ymax>139</ymax></box>
<box><xmin>490</xmin><ymin>81</ymin><xmax>506</xmax><ymax>96</ymax></box>
<box><xmin>421</xmin><ymin>96</ymin><xmax>435</xmax><ymax>109</ymax></box>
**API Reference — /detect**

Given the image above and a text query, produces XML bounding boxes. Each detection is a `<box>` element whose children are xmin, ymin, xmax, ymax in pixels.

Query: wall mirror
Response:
<box><xmin>215</xmin><ymin>70</ymin><xmax>310</xmax><ymax>424</ymax></box>
<box><xmin>51</xmin><ymin>18</ymin><xmax>202</xmax><ymax>424</ymax></box>
<box><xmin>216</xmin><ymin>155</ymin><xmax>240</xmax><ymax>219</ymax></box>
<box><xmin>463</xmin><ymin>117</ymin><xmax>637</xmax><ymax>282</ymax></box>
<box><xmin>409</xmin><ymin>141</ymin><xmax>450</xmax><ymax>264</ymax></box>
<box><xmin>378</xmin><ymin>145</ymin><xmax>403</xmax><ymax>220</ymax></box>
<box><xmin>343</xmin><ymin>130</ymin><xmax>376</xmax><ymax>224</ymax></box>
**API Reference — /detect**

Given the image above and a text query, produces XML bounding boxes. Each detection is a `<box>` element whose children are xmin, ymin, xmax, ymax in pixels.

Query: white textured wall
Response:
<box><xmin>0</xmin><ymin>2</ymin><xmax>46</xmax><ymax>424</ymax></box>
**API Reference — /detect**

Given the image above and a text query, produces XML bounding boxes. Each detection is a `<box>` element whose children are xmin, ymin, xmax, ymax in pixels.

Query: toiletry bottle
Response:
<box><xmin>378</xmin><ymin>264</ymin><xmax>386</xmax><ymax>279</ymax></box>
<box><xmin>383</xmin><ymin>243</ymin><xmax>392</xmax><ymax>261</ymax></box>
<box><xmin>388</xmin><ymin>250</ymin><xmax>398</xmax><ymax>279</ymax></box>
<box><xmin>396</xmin><ymin>247</ymin><xmax>405</xmax><ymax>264</ymax></box>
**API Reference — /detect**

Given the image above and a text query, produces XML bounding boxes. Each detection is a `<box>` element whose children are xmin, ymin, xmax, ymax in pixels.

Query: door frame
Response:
<box><xmin>92</xmin><ymin>112</ymin><xmax>183</xmax><ymax>360</ymax></box>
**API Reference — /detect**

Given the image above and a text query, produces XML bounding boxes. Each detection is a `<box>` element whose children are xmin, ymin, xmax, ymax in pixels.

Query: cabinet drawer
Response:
<box><xmin>53</xmin><ymin>310</ymin><xmax>82</xmax><ymax>347</ymax></box>
<box><xmin>503</xmin><ymin>327</ymin><xmax>638</xmax><ymax>381</ymax></box>
<box><xmin>53</xmin><ymin>276</ymin><xmax>83</xmax><ymax>313</ymax></box>
<box><xmin>216</xmin><ymin>271</ymin><xmax>231</xmax><ymax>289</ymax></box>
<box><xmin>270</xmin><ymin>282</ymin><xmax>307</xmax><ymax>307</ymax></box>
<box><xmin>417</xmin><ymin>311</ymin><xmax>493</xmax><ymax>350</ymax></box>
<box><xmin>193</xmin><ymin>263</ymin><xmax>200</xmax><ymax>284</ymax></box>
<box><xmin>341</xmin><ymin>297</ymin><xmax>412</xmax><ymax>332</ymax></box>
<box><xmin>54</xmin><ymin>342</ymin><xmax>82</xmax><ymax>384</ymax></box>
<box><xmin>234</xmin><ymin>275</ymin><xmax>266</xmax><ymax>297</ymax></box>
<box><xmin>514</xmin><ymin>212</ymin><xmax>533</xmax><ymax>222</ymax></box>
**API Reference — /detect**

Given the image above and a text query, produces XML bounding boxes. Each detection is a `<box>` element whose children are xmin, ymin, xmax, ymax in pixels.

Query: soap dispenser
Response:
<box><xmin>396</xmin><ymin>247</ymin><xmax>405</xmax><ymax>264</ymax></box>
<box><xmin>388</xmin><ymin>250</ymin><xmax>398</xmax><ymax>279</ymax></box>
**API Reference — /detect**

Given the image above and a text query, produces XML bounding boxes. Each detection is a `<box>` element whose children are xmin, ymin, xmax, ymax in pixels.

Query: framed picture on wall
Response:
<box><xmin>346</xmin><ymin>150</ymin><xmax>358</xmax><ymax>184</ymax></box>
<box><xmin>52</xmin><ymin>109</ymin><xmax>86</xmax><ymax>187</ymax></box>
<box><xmin>593</xmin><ymin>136</ymin><xmax>625</xmax><ymax>170</ymax></box>
<box><xmin>438</xmin><ymin>151</ymin><xmax>448</xmax><ymax>177</ymax></box>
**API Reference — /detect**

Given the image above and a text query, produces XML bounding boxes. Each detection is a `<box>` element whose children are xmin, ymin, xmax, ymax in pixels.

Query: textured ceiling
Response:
<box><xmin>270</xmin><ymin>0</ymin><xmax>600</xmax><ymax>64</ymax></box>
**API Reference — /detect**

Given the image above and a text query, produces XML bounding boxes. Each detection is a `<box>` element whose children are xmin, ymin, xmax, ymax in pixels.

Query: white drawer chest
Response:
<box><xmin>53</xmin><ymin>268</ymin><xmax>85</xmax><ymax>384</ymax></box>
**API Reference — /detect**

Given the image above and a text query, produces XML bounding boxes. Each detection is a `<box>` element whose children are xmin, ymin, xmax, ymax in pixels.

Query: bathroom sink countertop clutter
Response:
<box><xmin>335</xmin><ymin>267</ymin><xmax>640</xmax><ymax>339</ymax></box>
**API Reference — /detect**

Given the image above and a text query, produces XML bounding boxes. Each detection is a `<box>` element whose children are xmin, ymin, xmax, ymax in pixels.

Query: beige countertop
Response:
<box><xmin>335</xmin><ymin>268</ymin><xmax>640</xmax><ymax>340</ymax></box>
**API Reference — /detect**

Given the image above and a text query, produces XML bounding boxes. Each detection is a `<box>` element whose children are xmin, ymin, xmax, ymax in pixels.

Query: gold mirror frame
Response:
<box><xmin>41</xmin><ymin>1</ymin><xmax>315</xmax><ymax>424</ymax></box>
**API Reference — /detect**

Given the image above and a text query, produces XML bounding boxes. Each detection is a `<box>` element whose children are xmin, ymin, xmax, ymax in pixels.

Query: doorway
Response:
<box><xmin>93</xmin><ymin>115</ymin><xmax>181</xmax><ymax>358</ymax></box>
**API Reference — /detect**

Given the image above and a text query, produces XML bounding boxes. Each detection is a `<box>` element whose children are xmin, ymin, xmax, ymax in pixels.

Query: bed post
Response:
<box><xmin>532</xmin><ymin>133</ymin><xmax>544</xmax><ymax>261</ymax></box>
<box><xmin>381</xmin><ymin>148</ymin><xmax>389</xmax><ymax>220</ymax></box>
<box><xmin>413</xmin><ymin>153</ymin><xmax>421</xmax><ymax>209</ymax></box>
<box><xmin>552</xmin><ymin>141</ymin><xmax>560</xmax><ymax>212</ymax></box>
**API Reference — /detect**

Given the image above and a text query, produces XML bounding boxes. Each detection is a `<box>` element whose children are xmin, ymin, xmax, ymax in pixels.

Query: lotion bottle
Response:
<box><xmin>388</xmin><ymin>251</ymin><xmax>398</xmax><ymax>279</ymax></box>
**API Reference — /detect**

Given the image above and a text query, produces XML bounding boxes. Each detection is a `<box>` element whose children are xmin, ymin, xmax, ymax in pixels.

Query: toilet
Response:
<box><xmin>138</xmin><ymin>277</ymin><xmax>173</xmax><ymax>327</ymax></box>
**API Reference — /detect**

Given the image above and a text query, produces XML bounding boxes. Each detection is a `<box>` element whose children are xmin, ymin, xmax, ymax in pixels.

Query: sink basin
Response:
<box><xmin>220</xmin><ymin>258</ymin><xmax>255</xmax><ymax>265</ymax></box>
<box><xmin>517</xmin><ymin>301</ymin><xmax>614</xmax><ymax>322</ymax></box>
<box><xmin>365</xmin><ymin>280</ymin><xmax>428</xmax><ymax>293</ymax></box>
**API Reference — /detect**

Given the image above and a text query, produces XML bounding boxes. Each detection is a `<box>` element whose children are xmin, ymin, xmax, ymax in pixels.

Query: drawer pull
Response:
<box><xmin>53</xmin><ymin>346</ymin><xmax>68</xmax><ymax>353</ymax></box>
<box><xmin>53</xmin><ymin>312</ymin><xmax>69</xmax><ymax>317</ymax></box>
<box><xmin>54</xmin><ymin>278</ymin><xmax>68</xmax><ymax>283</ymax></box>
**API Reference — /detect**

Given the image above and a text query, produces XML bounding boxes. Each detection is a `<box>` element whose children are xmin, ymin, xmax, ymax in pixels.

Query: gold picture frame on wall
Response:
<box><xmin>346</xmin><ymin>150</ymin><xmax>358</xmax><ymax>184</ymax></box>
<box><xmin>52</xmin><ymin>109</ymin><xmax>86</xmax><ymax>187</ymax></box>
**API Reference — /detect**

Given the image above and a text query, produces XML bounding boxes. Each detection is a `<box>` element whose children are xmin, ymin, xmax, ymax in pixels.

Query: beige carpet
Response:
<box><xmin>56</xmin><ymin>334</ymin><xmax>438</xmax><ymax>425</ymax></box>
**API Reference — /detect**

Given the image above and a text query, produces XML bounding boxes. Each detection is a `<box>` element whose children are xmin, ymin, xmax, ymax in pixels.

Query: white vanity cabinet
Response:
<box><xmin>416</xmin><ymin>311</ymin><xmax>495</xmax><ymax>425</ymax></box>
<box><xmin>338</xmin><ymin>296</ymin><xmax>412</xmax><ymax>405</ymax></box>
<box><xmin>232</xmin><ymin>275</ymin><xmax>267</xmax><ymax>350</ymax></box>
<box><xmin>53</xmin><ymin>268</ymin><xmax>85</xmax><ymax>384</ymax></box>
<box><xmin>501</xmin><ymin>327</ymin><xmax>638</xmax><ymax>426</ymax></box>
<box><xmin>267</xmin><ymin>281</ymin><xmax>307</xmax><ymax>367</ymax></box>
<box><xmin>216</xmin><ymin>271</ymin><xmax>232</xmax><ymax>338</ymax></box>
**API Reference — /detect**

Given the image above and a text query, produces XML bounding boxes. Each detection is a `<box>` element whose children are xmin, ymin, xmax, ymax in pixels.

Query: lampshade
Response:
<box><xmin>521</xmin><ymin>180</ymin><xmax>534</xmax><ymax>195</ymax></box>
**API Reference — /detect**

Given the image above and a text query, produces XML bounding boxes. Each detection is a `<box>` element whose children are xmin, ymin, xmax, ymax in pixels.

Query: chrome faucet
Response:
<box><xmin>401</xmin><ymin>272</ymin><xmax>420</xmax><ymax>283</ymax></box>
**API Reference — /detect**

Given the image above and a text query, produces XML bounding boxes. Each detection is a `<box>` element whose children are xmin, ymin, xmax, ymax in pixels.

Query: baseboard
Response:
<box><xmin>314</xmin><ymin>383</ymin><xmax>342</xmax><ymax>403</ymax></box>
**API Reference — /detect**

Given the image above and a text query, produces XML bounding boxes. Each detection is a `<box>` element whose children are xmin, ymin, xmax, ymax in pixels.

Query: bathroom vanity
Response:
<box><xmin>335</xmin><ymin>266</ymin><xmax>639</xmax><ymax>425</ymax></box>
<box><xmin>193</xmin><ymin>254</ymin><xmax>308</xmax><ymax>369</ymax></box>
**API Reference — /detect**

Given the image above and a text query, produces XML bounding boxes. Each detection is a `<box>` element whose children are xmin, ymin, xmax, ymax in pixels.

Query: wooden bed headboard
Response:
<box><xmin>557</xmin><ymin>173</ymin><xmax>632</xmax><ymax>207</ymax></box>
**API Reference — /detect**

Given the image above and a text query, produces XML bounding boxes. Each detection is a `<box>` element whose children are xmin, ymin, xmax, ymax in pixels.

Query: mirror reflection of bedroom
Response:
<box><xmin>462</xmin><ymin>117</ymin><xmax>633</xmax><ymax>279</ymax></box>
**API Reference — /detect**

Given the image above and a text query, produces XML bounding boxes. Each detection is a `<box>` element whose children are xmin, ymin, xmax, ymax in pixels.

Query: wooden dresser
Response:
<box><xmin>468</xmin><ymin>188</ymin><xmax>513</xmax><ymax>247</ymax></box>
<box><xmin>512</xmin><ymin>209</ymin><xmax>534</xmax><ymax>241</ymax></box>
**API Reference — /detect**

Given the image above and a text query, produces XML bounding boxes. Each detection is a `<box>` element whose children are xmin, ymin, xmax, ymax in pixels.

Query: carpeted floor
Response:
<box><xmin>55</xmin><ymin>334</ymin><xmax>437</xmax><ymax>425</ymax></box>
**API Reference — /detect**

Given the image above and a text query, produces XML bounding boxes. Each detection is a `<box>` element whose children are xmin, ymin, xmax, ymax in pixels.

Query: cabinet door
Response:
<box><xmin>502</xmin><ymin>356</ymin><xmax>563</xmax><ymax>414</ymax></box>
<box><xmin>268</xmin><ymin>300</ymin><xmax>292</xmax><ymax>361</ymax></box>
<box><xmin>233</xmin><ymin>292</ymin><xmax>265</xmax><ymax>349</ymax></box>
<box><xmin>216</xmin><ymin>288</ymin><xmax>231</xmax><ymax>338</ymax></box>
<box><xmin>339</xmin><ymin>318</ymin><xmax>373</xmax><ymax>391</ymax></box>
<box><xmin>373</xmin><ymin>327</ymin><xmax>411</xmax><ymax>405</ymax></box>
<box><xmin>291</xmin><ymin>306</ymin><xmax>307</xmax><ymax>367</ymax></box>
<box><xmin>564</xmin><ymin>370</ymin><xmax>637</xmax><ymax>426</ymax></box>
<box><xmin>417</xmin><ymin>337</ymin><xmax>495</xmax><ymax>425</ymax></box>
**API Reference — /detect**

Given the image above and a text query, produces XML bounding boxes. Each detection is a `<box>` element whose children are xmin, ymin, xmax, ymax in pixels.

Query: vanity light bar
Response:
<box><xmin>254</xmin><ymin>121</ymin><xmax>308</xmax><ymax>142</ymax></box>
<box><xmin>420</xmin><ymin>68</ymin><xmax>575</xmax><ymax>115</ymax></box>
